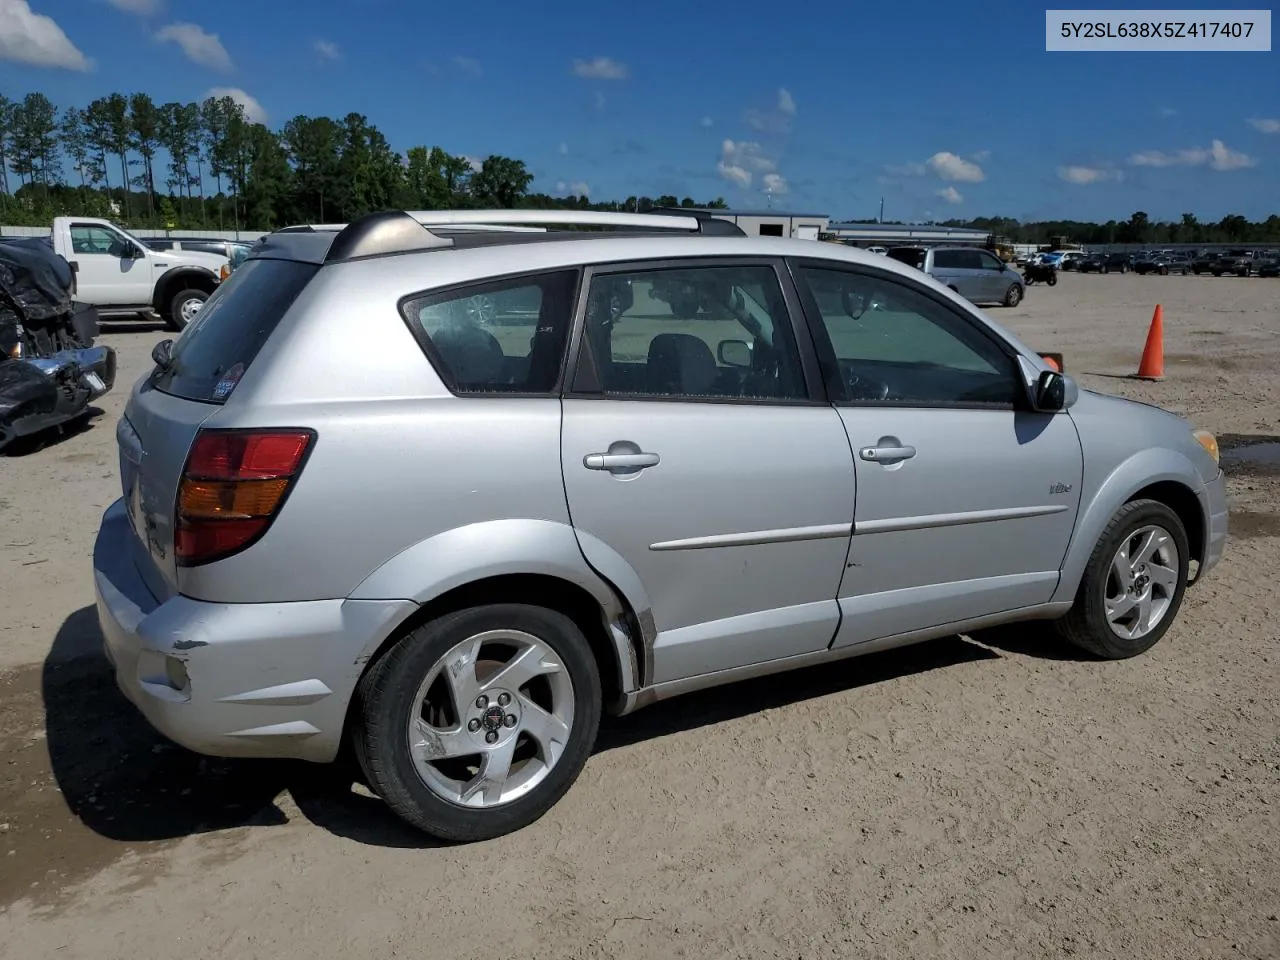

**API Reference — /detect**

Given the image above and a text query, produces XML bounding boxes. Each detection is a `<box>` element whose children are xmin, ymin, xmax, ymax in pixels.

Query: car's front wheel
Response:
<box><xmin>1003</xmin><ymin>283</ymin><xmax>1023</xmax><ymax>306</ymax></box>
<box><xmin>355</xmin><ymin>603</ymin><xmax>602</xmax><ymax>841</ymax></box>
<box><xmin>1054</xmin><ymin>499</ymin><xmax>1190</xmax><ymax>659</ymax></box>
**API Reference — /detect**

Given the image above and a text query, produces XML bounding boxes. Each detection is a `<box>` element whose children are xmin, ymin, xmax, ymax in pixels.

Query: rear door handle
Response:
<box><xmin>584</xmin><ymin>451</ymin><xmax>660</xmax><ymax>471</ymax></box>
<box><xmin>859</xmin><ymin>444</ymin><xmax>916</xmax><ymax>462</ymax></box>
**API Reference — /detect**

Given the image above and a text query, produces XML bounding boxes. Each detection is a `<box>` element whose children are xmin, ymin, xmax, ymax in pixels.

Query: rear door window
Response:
<box><xmin>150</xmin><ymin>258</ymin><xmax>318</xmax><ymax>403</ymax></box>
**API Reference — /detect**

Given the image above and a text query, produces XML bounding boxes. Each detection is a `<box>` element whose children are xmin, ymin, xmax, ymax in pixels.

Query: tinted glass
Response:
<box><xmin>581</xmin><ymin>264</ymin><xmax>806</xmax><ymax>401</ymax></box>
<box><xmin>403</xmin><ymin>270</ymin><xmax>577</xmax><ymax>395</ymax></box>
<box><xmin>932</xmin><ymin>249</ymin><xmax>963</xmax><ymax>269</ymax></box>
<box><xmin>151</xmin><ymin>258</ymin><xmax>318</xmax><ymax>404</ymax></box>
<box><xmin>798</xmin><ymin>265</ymin><xmax>1019</xmax><ymax>407</ymax></box>
<box><xmin>70</xmin><ymin>225</ymin><xmax>127</xmax><ymax>255</ymax></box>
<box><xmin>886</xmin><ymin>247</ymin><xmax>925</xmax><ymax>269</ymax></box>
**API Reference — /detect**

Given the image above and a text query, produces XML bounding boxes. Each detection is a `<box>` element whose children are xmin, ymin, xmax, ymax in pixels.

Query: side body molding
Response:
<box><xmin>347</xmin><ymin>518</ymin><xmax>656</xmax><ymax>698</ymax></box>
<box><xmin>1051</xmin><ymin>447</ymin><xmax>1210</xmax><ymax>605</ymax></box>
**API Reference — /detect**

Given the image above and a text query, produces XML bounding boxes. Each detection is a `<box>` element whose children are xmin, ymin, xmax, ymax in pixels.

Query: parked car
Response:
<box><xmin>1189</xmin><ymin>251</ymin><xmax>1218</xmax><ymax>274</ymax></box>
<box><xmin>884</xmin><ymin>245</ymin><xmax>1024</xmax><ymax>306</ymax></box>
<box><xmin>92</xmin><ymin>208</ymin><xmax>1227</xmax><ymax>842</ymax></box>
<box><xmin>1210</xmin><ymin>250</ymin><xmax>1255</xmax><ymax>277</ymax></box>
<box><xmin>1141</xmin><ymin>253</ymin><xmax>1191</xmax><ymax>276</ymax></box>
<box><xmin>1056</xmin><ymin>251</ymin><xmax>1088</xmax><ymax>271</ymax></box>
<box><xmin>1077</xmin><ymin>252</ymin><xmax>1131</xmax><ymax>274</ymax></box>
<box><xmin>44</xmin><ymin>217</ymin><xmax>230</xmax><ymax>331</ymax></box>
<box><xmin>143</xmin><ymin>237</ymin><xmax>256</xmax><ymax>272</ymax></box>
<box><xmin>1256</xmin><ymin>256</ymin><xmax>1280</xmax><ymax>278</ymax></box>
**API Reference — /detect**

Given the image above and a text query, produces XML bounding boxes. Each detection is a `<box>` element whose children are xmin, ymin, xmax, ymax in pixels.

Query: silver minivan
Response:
<box><xmin>93</xmin><ymin>209</ymin><xmax>1225</xmax><ymax>842</ymax></box>
<box><xmin>887</xmin><ymin>245</ymin><xmax>1025</xmax><ymax>307</ymax></box>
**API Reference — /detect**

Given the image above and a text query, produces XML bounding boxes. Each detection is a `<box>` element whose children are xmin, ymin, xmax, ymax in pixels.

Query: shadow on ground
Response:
<box><xmin>0</xmin><ymin>407</ymin><xmax>103</xmax><ymax>458</ymax></box>
<box><xmin>40</xmin><ymin>604</ymin><xmax>1071</xmax><ymax>853</ymax></box>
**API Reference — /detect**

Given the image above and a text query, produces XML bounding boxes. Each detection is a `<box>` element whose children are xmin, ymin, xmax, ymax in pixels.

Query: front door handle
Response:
<box><xmin>859</xmin><ymin>444</ymin><xmax>916</xmax><ymax>462</ymax></box>
<box><xmin>584</xmin><ymin>451</ymin><xmax>660</xmax><ymax>471</ymax></box>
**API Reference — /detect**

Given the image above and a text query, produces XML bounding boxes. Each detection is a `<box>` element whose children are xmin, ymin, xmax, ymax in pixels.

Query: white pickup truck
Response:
<box><xmin>48</xmin><ymin>217</ymin><xmax>230</xmax><ymax>331</ymax></box>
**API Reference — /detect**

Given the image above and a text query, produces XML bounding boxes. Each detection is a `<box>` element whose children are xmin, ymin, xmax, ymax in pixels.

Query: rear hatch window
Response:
<box><xmin>150</xmin><ymin>258</ymin><xmax>317</xmax><ymax>403</ymax></box>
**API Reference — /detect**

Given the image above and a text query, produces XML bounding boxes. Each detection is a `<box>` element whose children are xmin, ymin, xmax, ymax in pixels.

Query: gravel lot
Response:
<box><xmin>2</xmin><ymin>270</ymin><xmax>1278</xmax><ymax>959</ymax></box>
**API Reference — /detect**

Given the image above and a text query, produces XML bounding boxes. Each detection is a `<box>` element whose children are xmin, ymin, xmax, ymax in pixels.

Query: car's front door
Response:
<box><xmin>560</xmin><ymin>258</ymin><xmax>855</xmax><ymax>685</ymax></box>
<box><xmin>975</xmin><ymin>249</ymin><xmax>1012</xmax><ymax>301</ymax></box>
<box><xmin>790</xmin><ymin>259</ymin><xmax>1083</xmax><ymax>648</ymax></box>
<box><xmin>68</xmin><ymin>223</ymin><xmax>151</xmax><ymax>305</ymax></box>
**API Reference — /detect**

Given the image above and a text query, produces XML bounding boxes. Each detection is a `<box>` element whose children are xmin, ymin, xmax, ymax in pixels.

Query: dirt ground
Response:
<box><xmin>1</xmin><ymin>271</ymin><xmax>1278</xmax><ymax>960</ymax></box>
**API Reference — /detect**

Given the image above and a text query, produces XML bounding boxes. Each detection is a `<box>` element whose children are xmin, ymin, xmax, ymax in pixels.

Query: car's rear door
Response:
<box><xmin>559</xmin><ymin>257</ymin><xmax>855</xmax><ymax>685</ymax></box>
<box><xmin>789</xmin><ymin>257</ymin><xmax>1083</xmax><ymax>648</ymax></box>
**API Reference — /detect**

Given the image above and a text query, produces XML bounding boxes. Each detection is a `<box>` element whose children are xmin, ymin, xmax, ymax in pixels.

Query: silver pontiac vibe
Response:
<box><xmin>92</xmin><ymin>209</ymin><xmax>1228</xmax><ymax>842</ymax></box>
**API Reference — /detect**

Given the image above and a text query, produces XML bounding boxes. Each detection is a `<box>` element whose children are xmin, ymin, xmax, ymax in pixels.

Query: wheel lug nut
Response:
<box><xmin>497</xmin><ymin>692</ymin><xmax>511</xmax><ymax>707</ymax></box>
<box><xmin>504</xmin><ymin>714</ymin><xmax>517</xmax><ymax>728</ymax></box>
<box><xmin>475</xmin><ymin>695</ymin><xmax>488</xmax><ymax>709</ymax></box>
<box><xmin>485</xmin><ymin>730</ymin><xmax>499</xmax><ymax>744</ymax></box>
<box><xmin>468</xmin><ymin>719</ymin><xmax>481</xmax><ymax>732</ymax></box>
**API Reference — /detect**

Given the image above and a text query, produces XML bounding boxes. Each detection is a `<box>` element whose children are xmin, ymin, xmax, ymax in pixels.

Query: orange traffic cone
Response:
<box><xmin>1134</xmin><ymin>304</ymin><xmax>1165</xmax><ymax>380</ymax></box>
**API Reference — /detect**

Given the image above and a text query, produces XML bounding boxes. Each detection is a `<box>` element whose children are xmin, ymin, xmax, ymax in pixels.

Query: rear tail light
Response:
<box><xmin>175</xmin><ymin>427</ymin><xmax>315</xmax><ymax>566</ymax></box>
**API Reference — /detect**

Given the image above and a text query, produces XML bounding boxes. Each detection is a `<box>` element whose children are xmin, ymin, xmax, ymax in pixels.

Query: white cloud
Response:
<box><xmin>1208</xmin><ymin>139</ymin><xmax>1256</xmax><ymax>170</ymax></box>
<box><xmin>105</xmin><ymin>0</ymin><xmax>162</xmax><ymax>13</ymax></box>
<box><xmin>555</xmin><ymin>180</ymin><xmax>591</xmax><ymax>196</ymax></box>
<box><xmin>884</xmin><ymin>161</ymin><xmax>926</xmax><ymax>177</ymax></box>
<box><xmin>157</xmin><ymin>22</ymin><xmax>232</xmax><ymax>71</ymax></box>
<box><xmin>762</xmin><ymin>172</ymin><xmax>789</xmax><ymax>195</ymax></box>
<box><xmin>0</xmin><ymin>0</ymin><xmax>92</xmax><ymax>71</ymax></box>
<box><xmin>557</xmin><ymin>142</ymin><xmax>568</xmax><ymax>155</ymax></box>
<box><xmin>936</xmin><ymin>186</ymin><xmax>963</xmax><ymax>204</ymax></box>
<box><xmin>314</xmin><ymin>39</ymin><xmax>341</xmax><ymax>61</ymax></box>
<box><xmin>700</xmin><ymin>116</ymin><xmax>714</xmax><ymax>128</ymax></box>
<box><xmin>971</xmin><ymin>149</ymin><xmax>992</xmax><ymax>162</ymax></box>
<box><xmin>572</xmin><ymin>56</ymin><xmax>627</xmax><ymax>80</ymax></box>
<box><xmin>717</xmin><ymin>139</ymin><xmax>775</xmax><ymax>188</ymax></box>
<box><xmin>1058</xmin><ymin>165</ymin><xmax>1123</xmax><ymax>184</ymax></box>
<box><xmin>204</xmin><ymin>87</ymin><xmax>267</xmax><ymax>124</ymax></box>
<box><xmin>745</xmin><ymin>87</ymin><xmax>796</xmax><ymax>134</ymax></box>
<box><xmin>1248</xmin><ymin>117</ymin><xmax>1280</xmax><ymax>133</ymax></box>
<box><xmin>927</xmin><ymin>151</ymin><xmax>985</xmax><ymax>182</ymax></box>
<box><xmin>463</xmin><ymin>155</ymin><xmax>484</xmax><ymax>172</ymax></box>
<box><xmin>1129</xmin><ymin>140</ymin><xmax>1256</xmax><ymax>170</ymax></box>
<box><xmin>452</xmin><ymin>55</ymin><xmax>482</xmax><ymax>75</ymax></box>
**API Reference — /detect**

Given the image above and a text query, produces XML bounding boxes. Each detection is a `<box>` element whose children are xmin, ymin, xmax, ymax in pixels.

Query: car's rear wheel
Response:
<box><xmin>1054</xmin><ymin>499</ymin><xmax>1189</xmax><ymax>659</ymax></box>
<box><xmin>355</xmin><ymin>603</ymin><xmax>601</xmax><ymax>842</ymax></box>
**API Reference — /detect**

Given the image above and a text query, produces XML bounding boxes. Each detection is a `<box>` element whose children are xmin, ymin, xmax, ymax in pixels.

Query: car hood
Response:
<box><xmin>152</xmin><ymin>248</ymin><xmax>228</xmax><ymax>272</ymax></box>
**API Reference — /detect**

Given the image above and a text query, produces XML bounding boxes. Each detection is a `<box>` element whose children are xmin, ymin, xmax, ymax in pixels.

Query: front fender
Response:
<box><xmin>152</xmin><ymin>267</ymin><xmax>219</xmax><ymax>311</ymax></box>
<box><xmin>347</xmin><ymin>518</ymin><xmax>655</xmax><ymax>687</ymax></box>
<box><xmin>1052</xmin><ymin>447</ymin><xmax>1209</xmax><ymax>605</ymax></box>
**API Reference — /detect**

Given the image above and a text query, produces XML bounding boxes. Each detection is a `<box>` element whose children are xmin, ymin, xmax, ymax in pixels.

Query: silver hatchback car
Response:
<box><xmin>93</xmin><ymin>209</ymin><xmax>1227</xmax><ymax>841</ymax></box>
<box><xmin>886</xmin><ymin>245</ymin><xmax>1025</xmax><ymax>307</ymax></box>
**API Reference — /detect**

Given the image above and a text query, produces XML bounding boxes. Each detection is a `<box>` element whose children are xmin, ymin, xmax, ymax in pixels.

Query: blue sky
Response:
<box><xmin>2</xmin><ymin>0</ymin><xmax>1277</xmax><ymax>222</ymax></box>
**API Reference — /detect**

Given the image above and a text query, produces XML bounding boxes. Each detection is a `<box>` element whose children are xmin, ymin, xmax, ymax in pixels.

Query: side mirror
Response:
<box><xmin>1033</xmin><ymin>369</ymin><xmax>1068</xmax><ymax>411</ymax></box>
<box><xmin>151</xmin><ymin>338</ymin><xmax>173</xmax><ymax>368</ymax></box>
<box><xmin>717</xmin><ymin>339</ymin><xmax>752</xmax><ymax>367</ymax></box>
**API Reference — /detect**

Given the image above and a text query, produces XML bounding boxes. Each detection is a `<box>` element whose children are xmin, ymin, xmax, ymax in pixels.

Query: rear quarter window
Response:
<box><xmin>150</xmin><ymin>258</ymin><xmax>317</xmax><ymax>403</ymax></box>
<box><xmin>400</xmin><ymin>269</ymin><xmax>579</xmax><ymax>395</ymax></box>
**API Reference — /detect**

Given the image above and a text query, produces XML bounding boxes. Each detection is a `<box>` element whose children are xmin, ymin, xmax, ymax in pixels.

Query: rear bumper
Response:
<box><xmin>1200</xmin><ymin>468</ymin><xmax>1228</xmax><ymax>580</ymax></box>
<box><xmin>93</xmin><ymin>498</ymin><xmax>416</xmax><ymax>763</ymax></box>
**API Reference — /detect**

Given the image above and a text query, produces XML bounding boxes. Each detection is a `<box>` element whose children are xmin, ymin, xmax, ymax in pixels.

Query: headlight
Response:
<box><xmin>1192</xmin><ymin>428</ymin><xmax>1219</xmax><ymax>465</ymax></box>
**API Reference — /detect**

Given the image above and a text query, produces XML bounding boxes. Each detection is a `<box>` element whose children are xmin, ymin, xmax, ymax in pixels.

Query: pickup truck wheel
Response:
<box><xmin>1054</xmin><ymin>499</ymin><xmax>1189</xmax><ymax>660</ymax></box>
<box><xmin>167</xmin><ymin>288</ymin><xmax>208</xmax><ymax>331</ymax></box>
<box><xmin>355</xmin><ymin>603</ymin><xmax>601</xmax><ymax>842</ymax></box>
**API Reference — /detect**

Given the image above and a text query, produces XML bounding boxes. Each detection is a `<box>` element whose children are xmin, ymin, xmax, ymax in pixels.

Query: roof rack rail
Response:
<box><xmin>315</xmin><ymin>207</ymin><xmax>748</xmax><ymax>264</ymax></box>
<box><xmin>404</xmin><ymin>208</ymin><xmax>744</xmax><ymax>235</ymax></box>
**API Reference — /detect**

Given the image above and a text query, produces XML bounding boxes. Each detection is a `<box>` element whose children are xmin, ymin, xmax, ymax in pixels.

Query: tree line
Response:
<box><xmin>3</xmin><ymin>90</ymin><xmax>1278</xmax><ymax>242</ymax></box>
<box><xmin>0</xmin><ymin>90</ymin><xmax>729</xmax><ymax>232</ymax></box>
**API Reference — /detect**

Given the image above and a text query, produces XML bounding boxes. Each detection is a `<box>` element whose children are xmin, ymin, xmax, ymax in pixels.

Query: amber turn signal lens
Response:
<box><xmin>179</xmin><ymin>478</ymin><xmax>290</xmax><ymax>518</ymax></box>
<box><xmin>1193</xmin><ymin>429</ymin><xmax>1219</xmax><ymax>465</ymax></box>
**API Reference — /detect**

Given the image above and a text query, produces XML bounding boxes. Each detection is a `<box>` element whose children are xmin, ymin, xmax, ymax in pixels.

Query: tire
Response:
<box><xmin>1003</xmin><ymin>283</ymin><xmax>1023</xmax><ymax>306</ymax></box>
<box><xmin>1160</xmin><ymin>266</ymin><xmax>1169</xmax><ymax>276</ymax></box>
<box><xmin>355</xmin><ymin>603</ymin><xmax>602</xmax><ymax>842</ymax></box>
<box><xmin>1046</xmin><ymin>272</ymin><xmax>1057</xmax><ymax>287</ymax></box>
<box><xmin>1054</xmin><ymin>499</ymin><xmax>1190</xmax><ymax>660</ymax></box>
<box><xmin>1102</xmin><ymin>266</ymin><xmax>1110</xmax><ymax>274</ymax></box>
<box><xmin>167</xmin><ymin>288</ymin><xmax>208</xmax><ymax>332</ymax></box>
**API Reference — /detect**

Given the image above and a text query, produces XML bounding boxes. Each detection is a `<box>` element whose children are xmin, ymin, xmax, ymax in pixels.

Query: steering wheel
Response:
<box><xmin>845</xmin><ymin>367</ymin><xmax>891</xmax><ymax>401</ymax></box>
